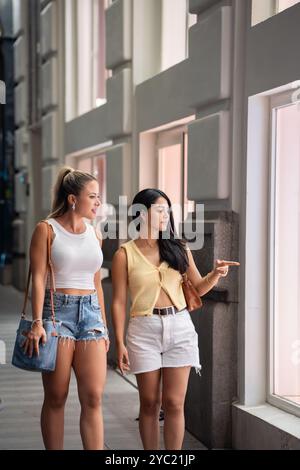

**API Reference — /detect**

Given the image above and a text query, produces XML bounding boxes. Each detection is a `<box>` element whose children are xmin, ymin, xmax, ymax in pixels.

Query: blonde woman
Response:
<box><xmin>22</xmin><ymin>167</ymin><xmax>109</xmax><ymax>450</ymax></box>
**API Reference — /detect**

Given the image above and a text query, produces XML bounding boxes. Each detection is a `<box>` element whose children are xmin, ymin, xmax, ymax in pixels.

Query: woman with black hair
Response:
<box><xmin>111</xmin><ymin>188</ymin><xmax>239</xmax><ymax>450</ymax></box>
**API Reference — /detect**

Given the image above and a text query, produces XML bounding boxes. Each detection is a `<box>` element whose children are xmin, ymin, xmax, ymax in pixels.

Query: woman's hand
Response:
<box><xmin>117</xmin><ymin>343</ymin><xmax>130</xmax><ymax>375</ymax></box>
<box><xmin>212</xmin><ymin>259</ymin><xmax>240</xmax><ymax>278</ymax></box>
<box><xmin>22</xmin><ymin>323</ymin><xmax>47</xmax><ymax>358</ymax></box>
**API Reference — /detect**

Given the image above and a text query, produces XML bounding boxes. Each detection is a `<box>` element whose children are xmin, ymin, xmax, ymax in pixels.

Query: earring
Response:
<box><xmin>72</xmin><ymin>203</ymin><xmax>76</xmax><ymax>211</ymax></box>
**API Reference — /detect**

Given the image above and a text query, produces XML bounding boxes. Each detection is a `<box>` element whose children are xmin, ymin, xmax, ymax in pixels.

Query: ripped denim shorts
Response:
<box><xmin>42</xmin><ymin>290</ymin><xmax>108</xmax><ymax>343</ymax></box>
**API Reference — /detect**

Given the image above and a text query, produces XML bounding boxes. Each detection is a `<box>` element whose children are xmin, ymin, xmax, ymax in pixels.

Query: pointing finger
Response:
<box><xmin>217</xmin><ymin>260</ymin><xmax>240</xmax><ymax>266</ymax></box>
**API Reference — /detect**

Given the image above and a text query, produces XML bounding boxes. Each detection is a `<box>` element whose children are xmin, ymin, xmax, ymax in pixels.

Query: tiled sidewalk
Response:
<box><xmin>0</xmin><ymin>285</ymin><xmax>205</xmax><ymax>450</ymax></box>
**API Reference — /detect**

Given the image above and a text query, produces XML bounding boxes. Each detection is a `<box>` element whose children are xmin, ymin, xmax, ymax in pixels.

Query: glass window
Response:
<box><xmin>252</xmin><ymin>0</ymin><xmax>300</xmax><ymax>26</ymax></box>
<box><xmin>28</xmin><ymin>0</ymin><xmax>41</xmax><ymax>125</ymax></box>
<box><xmin>269</xmin><ymin>98</ymin><xmax>300</xmax><ymax>413</ymax></box>
<box><xmin>157</xmin><ymin>127</ymin><xmax>195</xmax><ymax>232</ymax></box>
<box><xmin>277</xmin><ymin>0</ymin><xmax>300</xmax><ymax>12</ymax></box>
<box><xmin>161</xmin><ymin>0</ymin><xmax>197</xmax><ymax>72</ymax></box>
<box><xmin>93</xmin><ymin>0</ymin><xmax>110</xmax><ymax>108</ymax></box>
<box><xmin>134</xmin><ymin>0</ymin><xmax>196</xmax><ymax>85</ymax></box>
<box><xmin>77</xmin><ymin>157</ymin><xmax>92</xmax><ymax>174</ymax></box>
<box><xmin>65</xmin><ymin>0</ymin><xmax>111</xmax><ymax>121</ymax></box>
<box><xmin>76</xmin><ymin>153</ymin><xmax>106</xmax><ymax>206</ymax></box>
<box><xmin>94</xmin><ymin>155</ymin><xmax>107</xmax><ymax>206</ymax></box>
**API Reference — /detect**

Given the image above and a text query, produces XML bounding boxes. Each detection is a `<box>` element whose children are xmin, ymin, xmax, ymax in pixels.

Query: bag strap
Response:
<box><xmin>21</xmin><ymin>220</ymin><xmax>56</xmax><ymax>325</ymax></box>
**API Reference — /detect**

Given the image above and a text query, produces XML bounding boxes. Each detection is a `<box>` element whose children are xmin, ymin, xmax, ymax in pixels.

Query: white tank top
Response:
<box><xmin>46</xmin><ymin>218</ymin><xmax>103</xmax><ymax>290</ymax></box>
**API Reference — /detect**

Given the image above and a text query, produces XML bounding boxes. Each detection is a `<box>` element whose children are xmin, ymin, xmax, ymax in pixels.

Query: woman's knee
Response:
<box><xmin>44</xmin><ymin>390</ymin><xmax>69</xmax><ymax>409</ymax></box>
<box><xmin>80</xmin><ymin>389</ymin><xmax>103</xmax><ymax>409</ymax></box>
<box><xmin>140</xmin><ymin>397</ymin><xmax>161</xmax><ymax>416</ymax></box>
<box><xmin>162</xmin><ymin>396</ymin><xmax>184</xmax><ymax>414</ymax></box>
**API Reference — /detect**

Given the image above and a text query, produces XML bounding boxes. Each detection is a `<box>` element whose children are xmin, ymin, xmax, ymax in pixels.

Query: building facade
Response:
<box><xmin>1</xmin><ymin>0</ymin><xmax>300</xmax><ymax>448</ymax></box>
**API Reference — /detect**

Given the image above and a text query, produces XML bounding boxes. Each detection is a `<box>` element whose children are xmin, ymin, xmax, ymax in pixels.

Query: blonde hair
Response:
<box><xmin>48</xmin><ymin>166</ymin><xmax>97</xmax><ymax>219</ymax></box>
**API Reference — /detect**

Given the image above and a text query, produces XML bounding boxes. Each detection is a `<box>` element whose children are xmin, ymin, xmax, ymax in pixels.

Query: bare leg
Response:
<box><xmin>162</xmin><ymin>366</ymin><xmax>191</xmax><ymax>450</ymax></box>
<box><xmin>136</xmin><ymin>369</ymin><xmax>161</xmax><ymax>450</ymax></box>
<box><xmin>41</xmin><ymin>338</ymin><xmax>74</xmax><ymax>449</ymax></box>
<box><xmin>72</xmin><ymin>339</ymin><xmax>107</xmax><ymax>450</ymax></box>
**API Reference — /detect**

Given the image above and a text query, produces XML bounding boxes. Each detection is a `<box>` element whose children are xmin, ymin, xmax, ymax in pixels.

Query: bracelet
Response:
<box><xmin>31</xmin><ymin>318</ymin><xmax>43</xmax><ymax>326</ymax></box>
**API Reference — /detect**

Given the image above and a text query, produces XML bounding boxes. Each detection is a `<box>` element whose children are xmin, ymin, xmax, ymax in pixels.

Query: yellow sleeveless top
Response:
<box><xmin>120</xmin><ymin>240</ymin><xmax>187</xmax><ymax>317</ymax></box>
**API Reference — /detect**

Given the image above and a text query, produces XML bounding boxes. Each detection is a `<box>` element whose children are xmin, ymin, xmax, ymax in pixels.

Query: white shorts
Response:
<box><xmin>126</xmin><ymin>309</ymin><xmax>202</xmax><ymax>376</ymax></box>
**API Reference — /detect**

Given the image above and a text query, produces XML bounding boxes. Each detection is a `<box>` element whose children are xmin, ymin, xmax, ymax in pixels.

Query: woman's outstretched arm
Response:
<box><xmin>186</xmin><ymin>247</ymin><xmax>240</xmax><ymax>296</ymax></box>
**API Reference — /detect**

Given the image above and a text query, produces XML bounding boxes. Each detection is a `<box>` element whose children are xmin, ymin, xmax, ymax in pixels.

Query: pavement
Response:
<box><xmin>0</xmin><ymin>285</ymin><xmax>206</xmax><ymax>450</ymax></box>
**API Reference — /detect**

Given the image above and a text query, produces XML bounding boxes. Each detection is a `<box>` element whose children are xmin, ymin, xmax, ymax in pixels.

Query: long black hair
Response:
<box><xmin>131</xmin><ymin>188</ymin><xmax>189</xmax><ymax>274</ymax></box>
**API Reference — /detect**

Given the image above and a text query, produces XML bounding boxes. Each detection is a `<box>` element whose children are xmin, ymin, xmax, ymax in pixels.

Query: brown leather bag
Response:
<box><xmin>181</xmin><ymin>272</ymin><xmax>203</xmax><ymax>312</ymax></box>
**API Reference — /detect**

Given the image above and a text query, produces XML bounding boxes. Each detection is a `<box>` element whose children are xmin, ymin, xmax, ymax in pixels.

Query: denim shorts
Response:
<box><xmin>126</xmin><ymin>308</ymin><xmax>201</xmax><ymax>376</ymax></box>
<box><xmin>42</xmin><ymin>290</ymin><xmax>108</xmax><ymax>342</ymax></box>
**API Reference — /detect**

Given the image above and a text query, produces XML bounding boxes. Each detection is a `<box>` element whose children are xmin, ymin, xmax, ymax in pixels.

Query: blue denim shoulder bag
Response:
<box><xmin>12</xmin><ymin>221</ymin><xmax>61</xmax><ymax>372</ymax></box>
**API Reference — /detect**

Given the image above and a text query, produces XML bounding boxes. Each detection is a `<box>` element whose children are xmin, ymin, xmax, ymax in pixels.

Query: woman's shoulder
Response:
<box><xmin>34</xmin><ymin>220</ymin><xmax>50</xmax><ymax>234</ymax></box>
<box><xmin>119</xmin><ymin>239</ymin><xmax>134</xmax><ymax>250</ymax></box>
<box><xmin>32</xmin><ymin>219</ymin><xmax>55</xmax><ymax>243</ymax></box>
<box><xmin>30</xmin><ymin>221</ymin><xmax>50</xmax><ymax>248</ymax></box>
<box><xmin>112</xmin><ymin>245</ymin><xmax>128</xmax><ymax>268</ymax></box>
<box><xmin>115</xmin><ymin>239</ymin><xmax>136</xmax><ymax>259</ymax></box>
